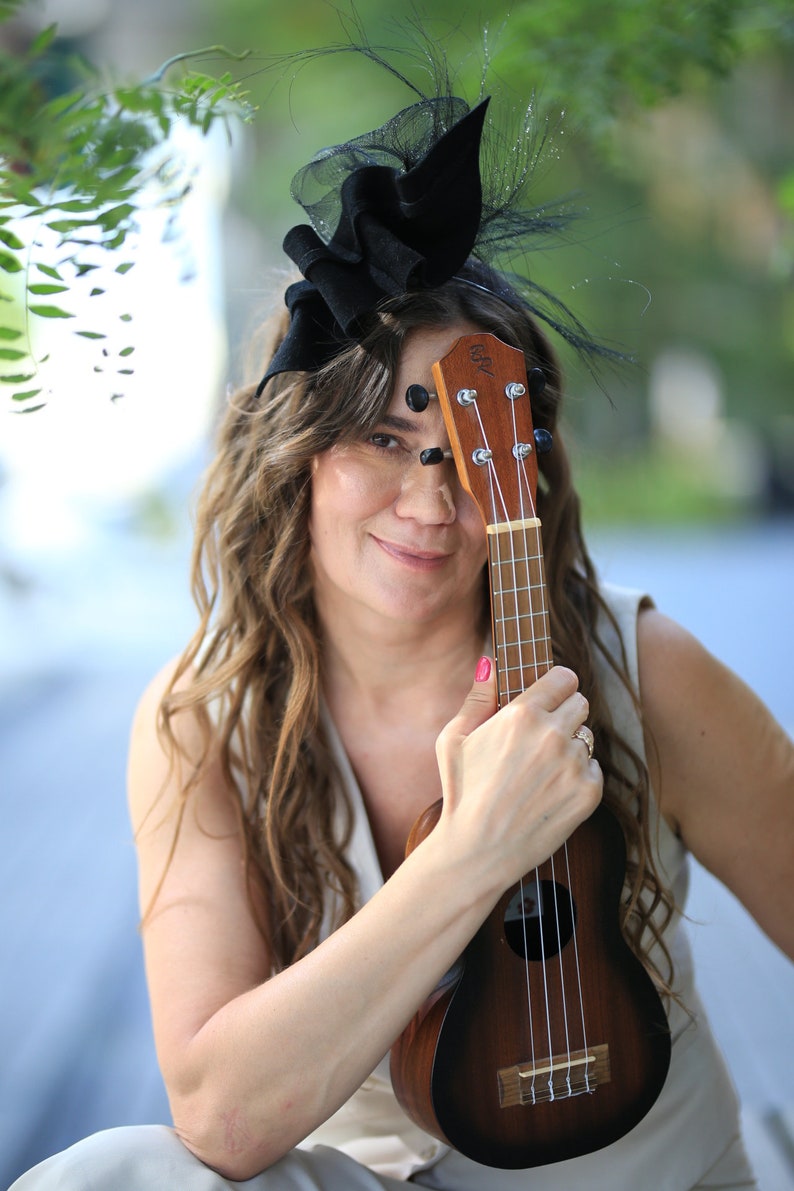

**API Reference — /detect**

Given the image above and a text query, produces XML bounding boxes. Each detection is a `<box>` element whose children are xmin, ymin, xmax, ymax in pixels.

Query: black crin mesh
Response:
<box><xmin>257</xmin><ymin>38</ymin><xmax>617</xmax><ymax>393</ymax></box>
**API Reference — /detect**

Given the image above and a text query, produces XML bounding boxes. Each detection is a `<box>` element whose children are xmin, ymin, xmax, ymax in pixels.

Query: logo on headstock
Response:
<box><xmin>468</xmin><ymin>343</ymin><xmax>495</xmax><ymax>377</ymax></box>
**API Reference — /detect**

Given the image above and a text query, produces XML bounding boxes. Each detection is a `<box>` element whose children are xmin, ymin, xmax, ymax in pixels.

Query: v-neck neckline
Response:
<box><xmin>321</xmin><ymin>701</ymin><xmax>386</xmax><ymax>902</ymax></box>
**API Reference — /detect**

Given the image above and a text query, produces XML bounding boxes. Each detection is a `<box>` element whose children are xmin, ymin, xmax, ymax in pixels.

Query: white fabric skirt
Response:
<box><xmin>10</xmin><ymin>1123</ymin><xmax>758</xmax><ymax>1190</ymax></box>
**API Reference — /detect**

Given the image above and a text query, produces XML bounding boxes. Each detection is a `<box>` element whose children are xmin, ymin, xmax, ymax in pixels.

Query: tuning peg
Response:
<box><xmin>406</xmin><ymin>384</ymin><xmax>431</xmax><ymax>412</ymax></box>
<box><xmin>534</xmin><ymin>428</ymin><xmax>553</xmax><ymax>455</ymax></box>
<box><xmin>420</xmin><ymin>447</ymin><xmax>453</xmax><ymax>466</ymax></box>
<box><xmin>527</xmin><ymin>367</ymin><xmax>546</xmax><ymax>399</ymax></box>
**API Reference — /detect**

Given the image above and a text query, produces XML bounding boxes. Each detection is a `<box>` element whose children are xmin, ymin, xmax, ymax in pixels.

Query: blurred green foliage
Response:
<box><xmin>0</xmin><ymin>18</ymin><xmax>254</xmax><ymax>409</ymax></box>
<box><xmin>574</xmin><ymin>443</ymin><xmax>752</xmax><ymax>527</ymax></box>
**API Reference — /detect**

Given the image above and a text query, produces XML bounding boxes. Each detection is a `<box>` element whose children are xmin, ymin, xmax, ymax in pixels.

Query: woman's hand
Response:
<box><xmin>434</xmin><ymin>659</ymin><xmax>603</xmax><ymax>895</ymax></box>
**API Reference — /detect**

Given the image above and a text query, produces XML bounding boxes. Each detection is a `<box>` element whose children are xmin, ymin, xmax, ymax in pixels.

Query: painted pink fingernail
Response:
<box><xmin>475</xmin><ymin>656</ymin><xmax>492</xmax><ymax>682</ymax></box>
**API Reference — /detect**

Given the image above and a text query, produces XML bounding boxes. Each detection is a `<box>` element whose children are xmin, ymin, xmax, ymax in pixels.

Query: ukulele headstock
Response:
<box><xmin>431</xmin><ymin>334</ymin><xmax>544</xmax><ymax>530</ymax></box>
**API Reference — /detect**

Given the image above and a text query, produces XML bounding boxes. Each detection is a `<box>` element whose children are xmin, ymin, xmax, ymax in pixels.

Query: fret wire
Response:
<box><xmin>490</xmin><ymin>556</ymin><xmax>543</xmax><ymax>566</ymax></box>
<box><xmin>488</xmin><ymin>543</ymin><xmax>542</xmax><ymax>555</ymax></box>
<box><xmin>489</xmin><ymin>553</ymin><xmax>544</xmax><ymax>574</ymax></box>
<box><xmin>494</xmin><ymin>629</ymin><xmax>551</xmax><ymax>641</ymax></box>
<box><xmin>498</xmin><ymin>645</ymin><xmax>553</xmax><ymax>661</ymax></box>
<box><xmin>499</xmin><ymin>674</ymin><xmax>553</xmax><ymax>688</ymax></box>
<box><xmin>492</xmin><ymin>592</ymin><xmax>545</xmax><ymax>604</ymax></box>
<box><xmin>490</xmin><ymin>564</ymin><xmax>544</xmax><ymax>573</ymax></box>
<box><xmin>497</xmin><ymin>625</ymin><xmax>552</xmax><ymax>639</ymax></box>
<box><xmin>490</xmin><ymin>559</ymin><xmax>544</xmax><ymax>573</ymax></box>
<box><xmin>497</xmin><ymin>613</ymin><xmax>549</xmax><ymax>631</ymax></box>
<box><xmin>494</xmin><ymin>599</ymin><xmax>548</xmax><ymax>609</ymax></box>
<box><xmin>495</xmin><ymin>637</ymin><xmax>553</xmax><ymax>651</ymax></box>
<box><xmin>499</xmin><ymin>657</ymin><xmax>553</xmax><ymax>676</ymax></box>
<box><xmin>491</xmin><ymin>560</ymin><xmax>543</xmax><ymax>570</ymax></box>
<box><xmin>492</xmin><ymin>591</ymin><xmax>548</xmax><ymax>605</ymax></box>
<box><xmin>493</xmin><ymin>615</ymin><xmax>550</xmax><ymax>629</ymax></box>
<box><xmin>490</xmin><ymin>569</ymin><xmax>547</xmax><ymax>583</ymax></box>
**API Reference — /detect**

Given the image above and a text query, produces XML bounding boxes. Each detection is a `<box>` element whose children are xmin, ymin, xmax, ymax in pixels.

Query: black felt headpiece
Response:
<box><xmin>260</xmin><ymin>99</ymin><xmax>488</xmax><ymax>389</ymax></box>
<box><xmin>257</xmin><ymin>55</ymin><xmax>612</xmax><ymax>395</ymax></box>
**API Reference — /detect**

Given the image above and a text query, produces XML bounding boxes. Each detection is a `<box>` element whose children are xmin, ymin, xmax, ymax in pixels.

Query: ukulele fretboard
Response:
<box><xmin>487</xmin><ymin>519</ymin><xmax>552</xmax><ymax>708</ymax></box>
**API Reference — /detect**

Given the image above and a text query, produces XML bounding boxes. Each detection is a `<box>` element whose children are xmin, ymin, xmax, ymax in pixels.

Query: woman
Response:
<box><xmin>14</xmin><ymin>67</ymin><xmax>793</xmax><ymax>1191</ymax></box>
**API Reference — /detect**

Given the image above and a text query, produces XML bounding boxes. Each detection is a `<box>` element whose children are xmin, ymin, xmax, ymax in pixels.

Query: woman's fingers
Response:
<box><xmin>435</xmin><ymin>662</ymin><xmax>602</xmax><ymax>879</ymax></box>
<box><xmin>523</xmin><ymin>665</ymin><xmax>581</xmax><ymax>711</ymax></box>
<box><xmin>439</xmin><ymin>663</ymin><xmax>592</xmax><ymax>766</ymax></box>
<box><xmin>444</xmin><ymin>663</ymin><xmax>584</xmax><ymax>742</ymax></box>
<box><xmin>444</xmin><ymin>655</ymin><xmax>499</xmax><ymax>742</ymax></box>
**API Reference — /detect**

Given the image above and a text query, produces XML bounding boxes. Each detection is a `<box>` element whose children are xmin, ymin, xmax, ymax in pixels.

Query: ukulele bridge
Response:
<box><xmin>497</xmin><ymin>1043</ymin><xmax>611</xmax><ymax>1107</ymax></box>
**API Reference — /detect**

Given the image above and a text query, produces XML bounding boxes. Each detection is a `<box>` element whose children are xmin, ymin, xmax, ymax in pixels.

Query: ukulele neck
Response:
<box><xmin>487</xmin><ymin>518</ymin><xmax>552</xmax><ymax>709</ymax></box>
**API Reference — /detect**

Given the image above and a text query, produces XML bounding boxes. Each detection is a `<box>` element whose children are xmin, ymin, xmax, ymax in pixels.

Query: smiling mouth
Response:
<box><xmin>373</xmin><ymin>537</ymin><xmax>451</xmax><ymax>568</ymax></box>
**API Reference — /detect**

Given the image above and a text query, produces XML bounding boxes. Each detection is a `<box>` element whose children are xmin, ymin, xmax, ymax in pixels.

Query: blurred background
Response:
<box><xmin>1</xmin><ymin>0</ymin><xmax>792</xmax><ymax>1186</ymax></box>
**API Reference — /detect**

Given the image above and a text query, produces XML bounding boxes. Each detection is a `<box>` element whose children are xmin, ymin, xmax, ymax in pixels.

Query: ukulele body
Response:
<box><xmin>390</xmin><ymin>802</ymin><xmax>672</xmax><ymax>1168</ymax></box>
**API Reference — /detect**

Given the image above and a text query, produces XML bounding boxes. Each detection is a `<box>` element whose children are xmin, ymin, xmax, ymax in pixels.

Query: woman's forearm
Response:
<box><xmin>166</xmin><ymin>827</ymin><xmax>500</xmax><ymax>1178</ymax></box>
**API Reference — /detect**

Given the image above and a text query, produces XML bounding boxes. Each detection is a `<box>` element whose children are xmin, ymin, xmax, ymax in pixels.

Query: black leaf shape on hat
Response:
<box><xmin>257</xmin><ymin>99</ymin><xmax>488</xmax><ymax>392</ymax></box>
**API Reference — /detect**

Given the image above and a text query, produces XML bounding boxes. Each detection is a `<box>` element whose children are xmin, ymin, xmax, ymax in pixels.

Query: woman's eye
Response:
<box><xmin>368</xmin><ymin>432</ymin><xmax>399</xmax><ymax>452</ymax></box>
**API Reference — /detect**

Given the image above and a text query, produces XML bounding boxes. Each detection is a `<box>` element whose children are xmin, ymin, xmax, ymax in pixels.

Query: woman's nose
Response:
<box><xmin>395</xmin><ymin>457</ymin><xmax>457</xmax><ymax>525</ymax></box>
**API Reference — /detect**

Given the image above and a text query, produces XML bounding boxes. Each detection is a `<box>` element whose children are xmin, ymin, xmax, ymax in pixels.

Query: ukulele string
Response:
<box><xmin>511</xmin><ymin>393</ymin><xmax>593</xmax><ymax>1099</ymax></box>
<box><xmin>512</xmin><ymin>433</ymin><xmax>592</xmax><ymax>1093</ymax></box>
<box><xmin>508</xmin><ymin>396</ymin><xmax>566</xmax><ymax>1099</ymax></box>
<box><xmin>472</xmin><ymin>400</ymin><xmax>539</xmax><ymax>1094</ymax></box>
<box><xmin>561</xmin><ymin>805</ymin><xmax>592</xmax><ymax>1091</ymax></box>
<box><xmin>525</xmin><ymin>483</ymin><xmax>575</xmax><ymax>1094</ymax></box>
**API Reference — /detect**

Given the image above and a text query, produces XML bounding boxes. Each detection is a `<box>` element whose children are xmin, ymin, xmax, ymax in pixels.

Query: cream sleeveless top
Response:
<box><xmin>300</xmin><ymin>585</ymin><xmax>744</xmax><ymax>1188</ymax></box>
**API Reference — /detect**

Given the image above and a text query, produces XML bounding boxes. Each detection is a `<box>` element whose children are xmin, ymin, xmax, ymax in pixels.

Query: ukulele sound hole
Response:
<box><xmin>504</xmin><ymin>879</ymin><xmax>577</xmax><ymax>961</ymax></box>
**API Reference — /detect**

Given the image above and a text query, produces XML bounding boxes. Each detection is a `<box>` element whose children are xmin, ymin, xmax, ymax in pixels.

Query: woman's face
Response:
<box><xmin>309</xmin><ymin>323</ymin><xmax>489</xmax><ymax>631</ymax></box>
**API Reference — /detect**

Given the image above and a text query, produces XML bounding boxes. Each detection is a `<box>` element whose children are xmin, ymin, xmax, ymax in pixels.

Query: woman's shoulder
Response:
<box><xmin>635</xmin><ymin>606</ymin><xmax>713</xmax><ymax>706</ymax></box>
<box><xmin>130</xmin><ymin>655</ymin><xmax>202</xmax><ymax>758</ymax></box>
<box><xmin>131</xmin><ymin>655</ymin><xmax>195</xmax><ymax>733</ymax></box>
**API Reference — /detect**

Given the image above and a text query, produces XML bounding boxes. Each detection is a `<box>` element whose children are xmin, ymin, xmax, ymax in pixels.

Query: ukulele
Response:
<box><xmin>389</xmin><ymin>334</ymin><xmax>671</xmax><ymax>1169</ymax></box>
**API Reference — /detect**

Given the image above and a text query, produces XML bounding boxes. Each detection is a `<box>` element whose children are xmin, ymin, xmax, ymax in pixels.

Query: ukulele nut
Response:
<box><xmin>505</xmin><ymin>381</ymin><xmax>526</xmax><ymax>401</ymax></box>
<box><xmin>456</xmin><ymin>388</ymin><xmax>478</xmax><ymax>406</ymax></box>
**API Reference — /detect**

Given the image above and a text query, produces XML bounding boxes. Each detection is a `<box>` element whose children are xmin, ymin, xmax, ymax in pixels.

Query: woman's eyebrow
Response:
<box><xmin>378</xmin><ymin>413</ymin><xmax>422</xmax><ymax>433</ymax></box>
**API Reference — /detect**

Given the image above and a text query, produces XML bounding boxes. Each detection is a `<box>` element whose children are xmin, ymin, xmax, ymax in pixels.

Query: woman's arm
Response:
<box><xmin>128</xmin><ymin>661</ymin><xmax>601</xmax><ymax>1179</ymax></box>
<box><xmin>638</xmin><ymin>608</ymin><xmax>794</xmax><ymax>960</ymax></box>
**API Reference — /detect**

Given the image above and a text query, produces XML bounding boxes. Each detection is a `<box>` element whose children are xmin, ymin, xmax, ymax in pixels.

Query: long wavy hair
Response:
<box><xmin>157</xmin><ymin>269</ymin><xmax>675</xmax><ymax>991</ymax></box>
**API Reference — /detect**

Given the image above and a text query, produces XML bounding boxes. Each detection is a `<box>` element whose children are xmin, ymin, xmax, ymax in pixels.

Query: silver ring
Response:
<box><xmin>572</xmin><ymin>725</ymin><xmax>595</xmax><ymax>760</ymax></box>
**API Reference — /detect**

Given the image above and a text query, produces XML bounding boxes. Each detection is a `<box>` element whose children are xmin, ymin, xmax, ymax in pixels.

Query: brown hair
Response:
<box><xmin>157</xmin><ymin>270</ymin><xmax>674</xmax><ymax>989</ymax></box>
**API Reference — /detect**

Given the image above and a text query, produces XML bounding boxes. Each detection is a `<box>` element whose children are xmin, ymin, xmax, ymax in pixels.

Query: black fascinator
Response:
<box><xmin>257</xmin><ymin>39</ymin><xmax>613</xmax><ymax>395</ymax></box>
